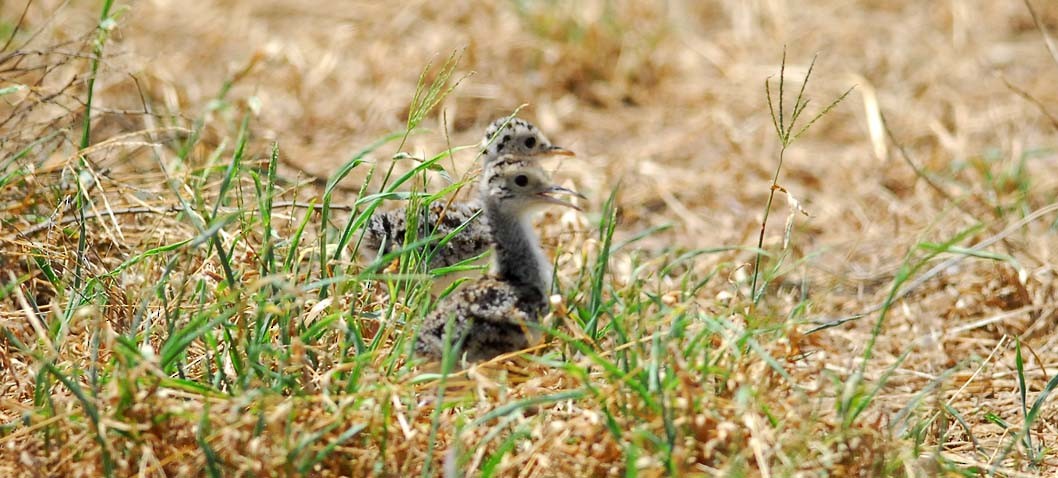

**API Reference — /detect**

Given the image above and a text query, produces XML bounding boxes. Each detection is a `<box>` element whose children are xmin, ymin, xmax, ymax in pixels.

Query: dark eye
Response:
<box><xmin>524</xmin><ymin>136</ymin><xmax>536</xmax><ymax>149</ymax></box>
<box><xmin>514</xmin><ymin>174</ymin><xmax>529</xmax><ymax>187</ymax></box>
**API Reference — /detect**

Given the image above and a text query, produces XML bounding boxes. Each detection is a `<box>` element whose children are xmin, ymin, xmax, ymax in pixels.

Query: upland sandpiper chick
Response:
<box><xmin>478</xmin><ymin>117</ymin><xmax>574</xmax><ymax>164</ymax></box>
<box><xmin>359</xmin><ymin>117</ymin><xmax>574</xmax><ymax>269</ymax></box>
<box><xmin>415</xmin><ymin>155</ymin><xmax>584</xmax><ymax>361</ymax></box>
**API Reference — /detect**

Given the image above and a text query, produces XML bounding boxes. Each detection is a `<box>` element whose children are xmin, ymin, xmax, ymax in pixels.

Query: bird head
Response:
<box><xmin>482</xmin><ymin>155</ymin><xmax>585</xmax><ymax>214</ymax></box>
<box><xmin>480</xmin><ymin>117</ymin><xmax>575</xmax><ymax>164</ymax></box>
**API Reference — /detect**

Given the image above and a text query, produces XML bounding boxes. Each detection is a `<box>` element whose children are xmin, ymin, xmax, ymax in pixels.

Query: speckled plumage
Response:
<box><xmin>359</xmin><ymin>117</ymin><xmax>573</xmax><ymax>269</ymax></box>
<box><xmin>414</xmin><ymin>277</ymin><xmax>547</xmax><ymax>361</ymax></box>
<box><xmin>359</xmin><ymin>200</ymin><xmax>490</xmax><ymax>268</ymax></box>
<box><xmin>415</xmin><ymin>156</ymin><xmax>583</xmax><ymax>361</ymax></box>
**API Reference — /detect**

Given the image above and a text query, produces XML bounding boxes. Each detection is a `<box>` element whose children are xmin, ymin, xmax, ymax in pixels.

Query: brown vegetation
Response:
<box><xmin>1</xmin><ymin>0</ymin><xmax>1057</xmax><ymax>476</ymax></box>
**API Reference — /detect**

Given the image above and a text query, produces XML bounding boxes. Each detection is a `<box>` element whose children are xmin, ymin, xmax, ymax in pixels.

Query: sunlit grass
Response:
<box><xmin>3</xmin><ymin>1</ymin><xmax>1058</xmax><ymax>477</ymax></box>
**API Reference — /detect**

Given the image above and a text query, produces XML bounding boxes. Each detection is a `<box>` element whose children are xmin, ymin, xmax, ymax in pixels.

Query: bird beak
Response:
<box><xmin>537</xmin><ymin>185</ymin><xmax>586</xmax><ymax>211</ymax></box>
<box><xmin>544</xmin><ymin>145</ymin><xmax>576</xmax><ymax>157</ymax></box>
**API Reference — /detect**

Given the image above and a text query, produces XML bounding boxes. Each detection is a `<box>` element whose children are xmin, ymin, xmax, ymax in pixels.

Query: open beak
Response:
<box><xmin>537</xmin><ymin>185</ymin><xmax>586</xmax><ymax>211</ymax></box>
<box><xmin>544</xmin><ymin>145</ymin><xmax>576</xmax><ymax>157</ymax></box>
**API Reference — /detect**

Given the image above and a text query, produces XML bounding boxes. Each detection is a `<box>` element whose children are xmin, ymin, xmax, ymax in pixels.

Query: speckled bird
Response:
<box><xmin>478</xmin><ymin>117</ymin><xmax>574</xmax><ymax>164</ymax></box>
<box><xmin>415</xmin><ymin>155</ymin><xmax>584</xmax><ymax>361</ymax></box>
<box><xmin>358</xmin><ymin>117</ymin><xmax>574</xmax><ymax>269</ymax></box>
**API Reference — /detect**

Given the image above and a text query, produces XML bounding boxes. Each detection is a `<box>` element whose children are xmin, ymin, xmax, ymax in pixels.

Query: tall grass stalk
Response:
<box><xmin>751</xmin><ymin>49</ymin><xmax>853</xmax><ymax>304</ymax></box>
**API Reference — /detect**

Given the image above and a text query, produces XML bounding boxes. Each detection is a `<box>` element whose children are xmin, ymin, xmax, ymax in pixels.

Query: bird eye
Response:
<box><xmin>514</xmin><ymin>174</ymin><xmax>529</xmax><ymax>187</ymax></box>
<box><xmin>524</xmin><ymin>136</ymin><xmax>536</xmax><ymax>149</ymax></box>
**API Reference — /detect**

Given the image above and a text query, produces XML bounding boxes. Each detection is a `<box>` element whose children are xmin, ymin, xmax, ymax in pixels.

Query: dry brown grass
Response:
<box><xmin>2</xmin><ymin>0</ymin><xmax>1057</xmax><ymax>476</ymax></box>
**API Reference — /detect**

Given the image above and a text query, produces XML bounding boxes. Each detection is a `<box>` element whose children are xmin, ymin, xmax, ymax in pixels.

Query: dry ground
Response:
<box><xmin>1</xmin><ymin>0</ymin><xmax>1057</xmax><ymax>476</ymax></box>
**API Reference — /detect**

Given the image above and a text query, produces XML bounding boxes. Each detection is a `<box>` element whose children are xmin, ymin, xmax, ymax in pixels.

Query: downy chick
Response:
<box><xmin>415</xmin><ymin>155</ymin><xmax>584</xmax><ymax>361</ymax></box>
<box><xmin>359</xmin><ymin>117</ymin><xmax>573</xmax><ymax>270</ymax></box>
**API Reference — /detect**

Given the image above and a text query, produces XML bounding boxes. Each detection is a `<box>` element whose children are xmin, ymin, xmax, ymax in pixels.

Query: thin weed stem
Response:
<box><xmin>751</xmin><ymin>50</ymin><xmax>852</xmax><ymax>304</ymax></box>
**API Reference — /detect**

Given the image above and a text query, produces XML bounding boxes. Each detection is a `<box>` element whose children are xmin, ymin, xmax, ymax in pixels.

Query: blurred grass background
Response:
<box><xmin>1</xmin><ymin>0</ymin><xmax>1057</xmax><ymax>476</ymax></box>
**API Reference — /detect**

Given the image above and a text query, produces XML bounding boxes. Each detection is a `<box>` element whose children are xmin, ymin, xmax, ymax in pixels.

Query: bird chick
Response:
<box><xmin>415</xmin><ymin>155</ymin><xmax>583</xmax><ymax>362</ymax></box>
<box><xmin>359</xmin><ymin>117</ymin><xmax>573</xmax><ymax>270</ymax></box>
<box><xmin>479</xmin><ymin>116</ymin><xmax>574</xmax><ymax>163</ymax></box>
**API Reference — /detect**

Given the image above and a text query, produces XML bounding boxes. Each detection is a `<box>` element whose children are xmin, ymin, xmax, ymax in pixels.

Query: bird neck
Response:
<box><xmin>485</xmin><ymin>204</ymin><xmax>551</xmax><ymax>294</ymax></box>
